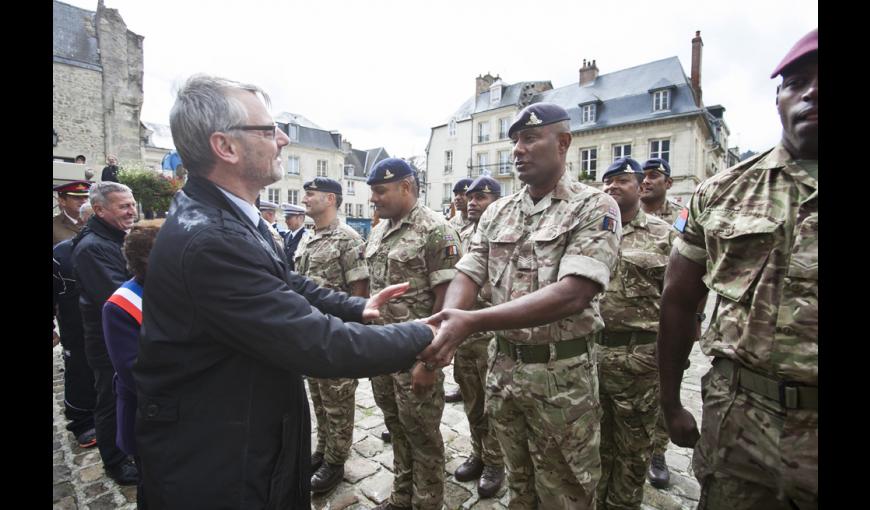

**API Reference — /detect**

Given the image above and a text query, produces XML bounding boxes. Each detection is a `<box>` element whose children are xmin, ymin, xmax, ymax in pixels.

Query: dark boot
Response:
<box><xmin>311</xmin><ymin>451</ymin><xmax>324</xmax><ymax>472</ymax></box>
<box><xmin>477</xmin><ymin>464</ymin><xmax>504</xmax><ymax>498</ymax></box>
<box><xmin>76</xmin><ymin>428</ymin><xmax>97</xmax><ymax>448</ymax></box>
<box><xmin>310</xmin><ymin>462</ymin><xmax>344</xmax><ymax>494</ymax></box>
<box><xmin>380</xmin><ymin>430</ymin><xmax>391</xmax><ymax>443</ymax></box>
<box><xmin>648</xmin><ymin>451</ymin><xmax>670</xmax><ymax>489</ymax></box>
<box><xmin>445</xmin><ymin>389</ymin><xmax>463</xmax><ymax>403</ymax></box>
<box><xmin>454</xmin><ymin>456</ymin><xmax>484</xmax><ymax>482</ymax></box>
<box><xmin>105</xmin><ymin>457</ymin><xmax>139</xmax><ymax>486</ymax></box>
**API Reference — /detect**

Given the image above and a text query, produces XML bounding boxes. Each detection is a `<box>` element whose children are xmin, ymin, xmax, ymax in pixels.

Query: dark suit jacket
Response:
<box><xmin>283</xmin><ymin>227</ymin><xmax>306</xmax><ymax>272</ymax></box>
<box><xmin>134</xmin><ymin>175</ymin><xmax>432</xmax><ymax>509</ymax></box>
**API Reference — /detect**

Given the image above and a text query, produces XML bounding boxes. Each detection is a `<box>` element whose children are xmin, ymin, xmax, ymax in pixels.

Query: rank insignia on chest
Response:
<box><xmin>443</xmin><ymin>234</ymin><xmax>455</xmax><ymax>242</ymax></box>
<box><xmin>445</xmin><ymin>245</ymin><xmax>459</xmax><ymax>257</ymax></box>
<box><xmin>601</xmin><ymin>215</ymin><xmax>617</xmax><ymax>233</ymax></box>
<box><xmin>357</xmin><ymin>245</ymin><xmax>366</xmax><ymax>260</ymax></box>
<box><xmin>673</xmin><ymin>207</ymin><xmax>689</xmax><ymax>233</ymax></box>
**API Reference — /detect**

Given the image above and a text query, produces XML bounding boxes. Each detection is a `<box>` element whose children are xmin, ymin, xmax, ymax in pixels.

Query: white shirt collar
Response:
<box><xmin>289</xmin><ymin>226</ymin><xmax>305</xmax><ymax>238</ymax></box>
<box><xmin>62</xmin><ymin>210</ymin><xmax>80</xmax><ymax>226</ymax></box>
<box><xmin>216</xmin><ymin>186</ymin><xmax>260</xmax><ymax>226</ymax></box>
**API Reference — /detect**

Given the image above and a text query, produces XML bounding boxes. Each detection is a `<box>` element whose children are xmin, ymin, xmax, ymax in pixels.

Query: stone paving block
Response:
<box><xmin>440</xmin><ymin>424</ymin><xmax>458</xmax><ymax>444</ymax></box>
<box><xmin>73</xmin><ymin>451</ymin><xmax>101</xmax><ymax>467</ymax></box>
<box><xmin>353</xmin><ymin>436</ymin><xmax>385</xmax><ymax>458</ymax></box>
<box><xmin>445</xmin><ymin>456</ymin><xmax>466</xmax><ymax>476</ymax></box>
<box><xmin>53</xmin><ymin>482</ymin><xmax>74</xmax><ymax>503</ymax></box>
<box><xmin>669</xmin><ymin>471</ymin><xmax>700</xmax><ymax>501</ymax></box>
<box><xmin>372</xmin><ymin>450</ymin><xmax>394</xmax><ymax>471</ymax></box>
<box><xmin>120</xmin><ymin>484</ymin><xmax>138</xmax><ymax>503</ymax></box>
<box><xmin>54</xmin><ymin>464</ymin><xmax>72</xmax><ymax>483</ymax></box>
<box><xmin>468</xmin><ymin>493</ymin><xmax>508</xmax><ymax>509</ymax></box>
<box><xmin>87</xmin><ymin>493</ymin><xmax>122</xmax><ymax>510</ymax></box>
<box><xmin>449</xmin><ymin>434</ymin><xmax>472</xmax><ymax>453</ymax></box>
<box><xmin>54</xmin><ymin>495</ymin><xmax>77</xmax><ymax>510</ymax></box>
<box><xmin>360</xmin><ymin>470</ymin><xmax>394</xmax><ymax>504</ymax></box>
<box><xmin>442</xmin><ymin>407</ymin><xmax>468</xmax><ymax>427</ymax></box>
<box><xmin>76</xmin><ymin>463</ymin><xmax>104</xmax><ymax>484</ymax></box>
<box><xmin>344</xmin><ymin>457</ymin><xmax>380</xmax><ymax>483</ymax></box>
<box><xmin>83</xmin><ymin>481</ymin><xmax>111</xmax><ymax>499</ymax></box>
<box><xmin>356</xmin><ymin>414</ymin><xmax>384</xmax><ymax>430</ymax></box>
<box><xmin>445</xmin><ymin>480</ymin><xmax>473</xmax><ymax>509</ymax></box>
<box><xmin>356</xmin><ymin>396</ymin><xmax>377</xmax><ymax>409</ymax></box>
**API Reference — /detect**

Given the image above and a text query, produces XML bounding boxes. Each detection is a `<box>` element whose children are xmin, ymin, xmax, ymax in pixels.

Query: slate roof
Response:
<box><xmin>53</xmin><ymin>1</ymin><xmax>100</xmax><ymax>71</ymax></box>
<box><xmin>443</xmin><ymin>80</ymin><xmax>552</xmax><ymax>125</ymax></box>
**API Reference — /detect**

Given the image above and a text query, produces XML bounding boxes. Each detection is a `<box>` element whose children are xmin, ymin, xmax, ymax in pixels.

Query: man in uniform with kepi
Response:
<box><xmin>596</xmin><ymin>157</ymin><xmax>675</xmax><ymax>509</ymax></box>
<box><xmin>295</xmin><ymin>177</ymin><xmax>370</xmax><ymax>494</ymax></box>
<box><xmin>420</xmin><ymin>103</ymin><xmax>622</xmax><ymax>509</ymax></box>
<box><xmin>53</xmin><ymin>181</ymin><xmax>91</xmax><ymax>246</ymax></box>
<box><xmin>658</xmin><ymin>29</ymin><xmax>818</xmax><ymax>509</ymax></box>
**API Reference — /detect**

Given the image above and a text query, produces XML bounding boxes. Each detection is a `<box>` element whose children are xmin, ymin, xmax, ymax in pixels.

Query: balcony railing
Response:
<box><xmin>477</xmin><ymin>134</ymin><xmax>490</xmax><ymax>143</ymax></box>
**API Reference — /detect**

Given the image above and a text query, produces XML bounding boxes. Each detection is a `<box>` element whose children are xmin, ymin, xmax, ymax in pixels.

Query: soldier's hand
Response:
<box><xmin>362</xmin><ymin>282</ymin><xmax>411</xmax><ymax>321</ymax></box>
<box><xmin>664</xmin><ymin>405</ymin><xmax>700</xmax><ymax>448</ymax></box>
<box><xmin>418</xmin><ymin>308</ymin><xmax>475</xmax><ymax>368</ymax></box>
<box><xmin>411</xmin><ymin>361</ymin><xmax>437</xmax><ymax>395</ymax></box>
<box><xmin>52</xmin><ymin>330</ymin><xmax>60</xmax><ymax>348</ymax></box>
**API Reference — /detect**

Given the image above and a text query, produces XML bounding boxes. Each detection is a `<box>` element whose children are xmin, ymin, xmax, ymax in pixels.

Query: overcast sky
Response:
<box><xmin>59</xmin><ymin>0</ymin><xmax>817</xmax><ymax>159</ymax></box>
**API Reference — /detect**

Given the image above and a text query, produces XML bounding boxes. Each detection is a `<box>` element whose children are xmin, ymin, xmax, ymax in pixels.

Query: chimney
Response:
<box><xmin>579</xmin><ymin>59</ymin><xmax>599</xmax><ymax>86</ymax></box>
<box><xmin>476</xmin><ymin>72</ymin><xmax>498</xmax><ymax>96</ymax></box>
<box><xmin>691</xmin><ymin>30</ymin><xmax>703</xmax><ymax>105</ymax></box>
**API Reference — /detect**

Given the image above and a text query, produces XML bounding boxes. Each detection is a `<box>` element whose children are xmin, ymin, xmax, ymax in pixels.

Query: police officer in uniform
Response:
<box><xmin>282</xmin><ymin>203</ymin><xmax>308</xmax><ymax>271</ymax></box>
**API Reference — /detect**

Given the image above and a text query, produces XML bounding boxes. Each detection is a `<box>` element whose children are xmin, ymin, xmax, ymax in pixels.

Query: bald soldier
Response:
<box><xmin>295</xmin><ymin>177</ymin><xmax>370</xmax><ymax>494</ymax></box>
<box><xmin>658</xmin><ymin>29</ymin><xmax>818</xmax><ymax>510</ymax></box>
<box><xmin>53</xmin><ymin>181</ymin><xmax>91</xmax><ymax>245</ymax></box>
<box><xmin>365</xmin><ymin>158</ymin><xmax>462</xmax><ymax>510</ymax></box>
<box><xmin>597</xmin><ymin>158</ymin><xmax>675</xmax><ymax>510</ymax></box>
<box><xmin>421</xmin><ymin>103</ymin><xmax>621</xmax><ymax>509</ymax></box>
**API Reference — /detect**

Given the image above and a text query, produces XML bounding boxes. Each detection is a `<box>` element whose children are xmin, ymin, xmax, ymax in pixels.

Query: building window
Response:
<box><xmin>356</xmin><ymin>204</ymin><xmax>364</xmax><ymax>217</ymax></box>
<box><xmin>344</xmin><ymin>164</ymin><xmax>354</xmax><ymax>176</ymax></box>
<box><xmin>580</xmin><ymin>148</ymin><xmax>597</xmax><ymax>180</ymax></box>
<box><xmin>498</xmin><ymin>150</ymin><xmax>511</xmax><ymax>175</ymax></box>
<box><xmin>288</xmin><ymin>124</ymin><xmax>299</xmax><ymax>141</ymax></box>
<box><xmin>653</xmin><ymin>90</ymin><xmax>670</xmax><ymax>112</ymax></box>
<box><xmin>267</xmin><ymin>188</ymin><xmax>280</xmax><ymax>203</ymax></box>
<box><xmin>444</xmin><ymin>150</ymin><xmax>453</xmax><ymax>174</ymax></box>
<box><xmin>649</xmin><ymin>139</ymin><xmax>671</xmax><ymax>162</ymax></box>
<box><xmin>287</xmin><ymin>189</ymin><xmax>299</xmax><ymax>205</ymax></box>
<box><xmin>345</xmin><ymin>203</ymin><xmax>353</xmax><ymax>216</ymax></box>
<box><xmin>317</xmin><ymin>160</ymin><xmax>328</xmax><ymax>177</ymax></box>
<box><xmin>498</xmin><ymin>117</ymin><xmax>510</xmax><ymax>139</ymax></box>
<box><xmin>287</xmin><ymin>156</ymin><xmax>300</xmax><ymax>175</ymax></box>
<box><xmin>490</xmin><ymin>83</ymin><xmax>502</xmax><ymax>105</ymax></box>
<box><xmin>477</xmin><ymin>152</ymin><xmax>489</xmax><ymax>176</ymax></box>
<box><xmin>581</xmin><ymin>104</ymin><xmax>597</xmax><ymax>124</ymax></box>
<box><xmin>443</xmin><ymin>183</ymin><xmax>452</xmax><ymax>202</ymax></box>
<box><xmin>448</xmin><ymin>119</ymin><xmax>456</xmax><ymax>137</ymax></box>
<box><xmin>612</xmin><ymin>143</ymin><xmax>631</xmax><ymax>160</ymax></box>
<box><xmin>477</xmin><ymin>121</ymin><xmax>490</xmax><ymax>143</ymax></box>
<box><xmin>502</xmin><ymin>179</ymin><xmax>513</xmax><ymax>195</ymax></box>
<box><xmin>346</xmin><ymin>180</ymin><xmax>355</xmax><ymax>195</ymax></box>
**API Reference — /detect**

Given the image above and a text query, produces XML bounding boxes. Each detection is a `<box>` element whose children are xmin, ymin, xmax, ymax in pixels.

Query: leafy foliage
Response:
<box><xmin>117</xmin><ymin>163</ymin><xmax>184</xmax><ymax>216</ymax></box>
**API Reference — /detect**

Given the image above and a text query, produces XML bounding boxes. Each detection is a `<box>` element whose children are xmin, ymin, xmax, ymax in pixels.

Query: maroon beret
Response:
<box><xmin>770</xmin><ymin>28</ymin><xmax>818</xmax><ymax>79</ymax></box>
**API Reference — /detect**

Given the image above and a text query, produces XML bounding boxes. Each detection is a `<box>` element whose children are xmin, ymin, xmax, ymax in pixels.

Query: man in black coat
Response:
<box><xmin>134</xmin><ymin>74</ymin><xmax>439</xmax><ymax>509</ymax></box>
<box><xmin>101</xmin><ymin>155</ymin><xmax>120</xmax><ymax>183</ymax></box>
<box><xmin>71</xmin><ymin>181</ymin><xmax>140</xmax><ymax>485</ymax></box>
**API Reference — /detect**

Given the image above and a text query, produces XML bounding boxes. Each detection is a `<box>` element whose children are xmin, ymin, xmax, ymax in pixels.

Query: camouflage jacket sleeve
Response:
<box><xmin>558</xmin><ymin>192</ymin><xmax>622</xmax><ymax>290</ymax></box>
<box><xmin>341</xmin><ymin>234</ymin><xmax>369</xmax><ymax>285</ymax></box>
<box><xmin>424</xmin><ymin>222</ymin><xmax>462</xmax><ymax>287</ymax></box>
<box><xmin>454</xmin><ymin>206</ymin><xmax>494</xmax><ymax>288</ymax></box>
<box><xmin>673</xmin><ymin>187</ymin><xmax>709</xmax><ymax>264</ymax></box>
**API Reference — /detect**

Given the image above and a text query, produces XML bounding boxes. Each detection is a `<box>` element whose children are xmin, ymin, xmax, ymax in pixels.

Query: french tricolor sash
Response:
<box><xmin>106</xmin><ymin>279</ymin><xmax>144</xmax><ymax>326</ymax></box>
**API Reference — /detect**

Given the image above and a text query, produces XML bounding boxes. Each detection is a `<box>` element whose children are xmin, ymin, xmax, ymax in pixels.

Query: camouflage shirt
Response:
<box><xmin>458</xmin><ymin>219</ymin><xmax>494</xmax><ymax>344</ymax></box>
<box><xmin>365</xmin><ymin>203</ymin><xmax>462</xmax><ymax>324</ymax></box>
<box><xmin>600</xmin><ymin>210</ymin><xmax>675</xmax><ymax>333</ymax></box>
<box><xmin>456</xmin><ymin>173</ymin><xmax>622</xmax><ymax>345</ymax></box>
<box><xmin>294</xmin><ymin>218</ymin><xmax>369</xmax><ymax>292</ymax></box>
<box><xmin>450</xmin><ymin>212</ymin><xmax>472</xmax><ymax>231</ymax></box>
<box><xmin>645</xmin><ymin>198</ymin><xmax>683</xmax><ymax>226</ymax></box>
<box><xmin>674</xmin><ymin>144</ymin><xmax>817</xmax><ymax>384</ymax></box>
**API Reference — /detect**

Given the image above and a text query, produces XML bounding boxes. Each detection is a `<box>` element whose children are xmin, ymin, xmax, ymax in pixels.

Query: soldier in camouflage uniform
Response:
<box><xmin>422</xmin><ymin>103</ymin><xmax>621</xmax><ymax>509</ymax></box>
<box><xmin>294</xmin><ymin>178</ymin><xmax>370</xmax><ymax>494</ymax></box>
<box><xmin>446</xmin><ymin>178</ymin><xmax>474</xmax><ymax>404</ymax></box>
<box><xmin>451</xmin><ymin>176</ymin><xmax>505</xmax><ymax>498</ymax></box>
<box><xmin>365</xmin><ymin>158</ymin><xmax>462</xmax><ymax>510</ymax></box>
<box><xmin>658</xmin><ymin>29</ymin><xmax>817</xmax><ymax>510</ymax></box>
<box><xmin>597</xmin><ymin>158</ymin><xmax>675</xmax><ymax>510</ymax></box>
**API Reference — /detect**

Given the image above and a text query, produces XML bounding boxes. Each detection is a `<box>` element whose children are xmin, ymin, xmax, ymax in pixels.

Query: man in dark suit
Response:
<box><xmin>283</xmin><ymin>203</ymin><xmax>307</xmax><ymax>271</ymax></box>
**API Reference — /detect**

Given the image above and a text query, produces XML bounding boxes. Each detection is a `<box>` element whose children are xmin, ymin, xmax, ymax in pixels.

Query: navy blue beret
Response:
<box><xmin>466</xmin><ymin>176</ymin><xmax>501</xmax><ymax>196</ymax></box>
<box><xmin>367</xmin><ymin>157</ymin><xmax>415</xmax><ymax>185</ymax></box>
<box><xmin>452</xmin><ymin>178</ymin><xmax>473</xmax><ymax>194</ymax></box>
<box><xmin>641</xmin><ymin>158</ymin><xmax>671</xmax><ymax>176</ymax></box>
<box><xmin>602</xmin><ymin>157</ymin><xmax>643</xmax><ymax>181</ymax></box>
<box><xmin>508</xmin><ymin>102</ymin><xmax>570</xmax><ymax>139</ymax></box>
<box><xmin>304</xmin><ymin>177</ymin><xmax>342</xmax><ymax>195</ymax></box>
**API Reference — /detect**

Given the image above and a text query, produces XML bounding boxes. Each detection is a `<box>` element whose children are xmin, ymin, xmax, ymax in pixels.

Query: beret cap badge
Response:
<box><xmin>384</xmin><ymin>169</ymin><xmax>394</xmax><ymax>179</ymax></box>
<box><xmin>526</xmin><ymin>112</ymin><xmax>543</xmax><ymax>126</ymax></box>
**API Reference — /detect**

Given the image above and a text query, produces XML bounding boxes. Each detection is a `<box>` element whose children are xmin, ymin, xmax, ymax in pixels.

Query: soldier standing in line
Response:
<box><xmin>446</xmin><ymin>177</ymin><xmax>473</xmax><ymax>404</ymax></box>
<box><xmin>658</xmin><ymin>29</ymin><xmax>817</xmax><ymax>509</ymax></box>
<box><xmin>365</xmin><ymin>158</ymin><xmax>462</xmax><ymax>510</ymax></box>
<box><xmin>596</xmin><ymin>157</ymin><xmax>675</xmax><ymax>509</ymax></box>
<box><xmin>295</xmin><ymin>177</ymin><xmax>370</xmax><ymax>494</ymax></box>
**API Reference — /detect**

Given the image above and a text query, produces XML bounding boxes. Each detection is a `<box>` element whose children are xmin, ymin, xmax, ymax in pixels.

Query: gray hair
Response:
<box><xmin>79</xmin><ymin>201</ymin><xmax>93</xmax><ymax>222</ymax></box>
<box><xmin>89</xmin><ymin>181</ymin><xmax>132</xmax><ymax>207</ymax></box>
<box><xmin>170</xmin><ymin>74</ymin><xmax>270</xmax><ymax>177</ymax></box>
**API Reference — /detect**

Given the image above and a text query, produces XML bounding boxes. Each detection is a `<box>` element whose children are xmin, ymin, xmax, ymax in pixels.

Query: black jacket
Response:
<box><xmin>71</xmin><ymin>216</ymin><xmax>130</xmax><ymax>365</ymax></box>
<box><xmin>134</xmin><ymin>176</ymin><xmax>433</xmax><ymax>509</ymax></box>
<box><xmin>283</xmin><ymin>227</ymin><xmax>306</xmax><ymax>272</ymax></box>
<box><xmin>101</xmin><ymin>165</ymin><xmax>120</xmax><ymax>182</ymax></box>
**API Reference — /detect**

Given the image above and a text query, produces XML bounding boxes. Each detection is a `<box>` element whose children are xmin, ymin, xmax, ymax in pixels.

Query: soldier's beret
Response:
<box><xmin>281</xmin><ymin>203</ymin><xmax>306</xmax><ymax>216</ymax></box>
<box><xmin>452</xmin><ymin>178</ymin><xmax>473</xmax><ymax>194</ymax></box>
<box><xmin>466</xmin><ymin>176</ymin><xmax>501</xmax><ymax>196</ymax></box>
<box><xmin>642</xmin><ymin>158</ymin><xmax>671</xmax><ymax>176</ymax></box>
<box><xmin>258</xmin><ymin>199</ymin><xmax>279</xmax><ymax>212</ymax></box>
<box><xmin>53</xmin><ymin>180</ymin><xmax>92</xmax><ymax>196</ymax></box>
<box><xmin>304</xmin><ymin>177</ymin><xmax>342</xmax><ymax>195</ymax></box>
<box><xmin>770</xmin><ymin>28</ymin><xmax>818</xmax><ymax>78</ymax></box>
<box><xmin>367</xmin><ymin>157</ymin><xmax>415</xmax><ymax>185</ymax></box>
<box><xmin>602</xmin><ymin>157</ymin><xmax>643</xmax><ymax>181</ymax></box>
<box><xmin>508</xmin><ymin>103</ymin><xmax>570</xmax><ymax>139</ymax></box>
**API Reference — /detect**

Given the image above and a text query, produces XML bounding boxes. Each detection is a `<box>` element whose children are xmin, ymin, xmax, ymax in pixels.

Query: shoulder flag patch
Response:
<box><xmin>673</xmin><ymin>207</ymin><xmax>689</xmax><ymax>233</ymax></box>
<box><xmin>601</xmin><ymin>216</ymin><xmax>617</xmax><ymax>233</ymax></box>
<box><xmin>445</xmin><ymin>245</ymin><xmax>460</xmax><ymax>257</ymax></box>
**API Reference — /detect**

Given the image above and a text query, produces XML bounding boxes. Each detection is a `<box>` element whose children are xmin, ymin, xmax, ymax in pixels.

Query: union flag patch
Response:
<box><xmin>673</xmin><ymin>207</ymin><xmax>689</xmax><ymax>233</ymax></box>
<box><xmin>445</xmin><ymin>245</ymin><xmax>459</xmax><ymax>257</ymax></box>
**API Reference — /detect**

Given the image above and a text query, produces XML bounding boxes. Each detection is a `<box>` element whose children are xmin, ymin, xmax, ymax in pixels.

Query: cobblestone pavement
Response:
<box><xmin>53</xmin><ymin>300</ymin><xmax>714</xmax><ymax>509</ymax></box>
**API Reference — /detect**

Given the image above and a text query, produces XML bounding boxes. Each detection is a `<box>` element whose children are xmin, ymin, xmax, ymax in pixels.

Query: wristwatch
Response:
<box><xmin>422</xmin><ymin>361</ymin><xmax>437</xmax><ymax>371</ymax></box>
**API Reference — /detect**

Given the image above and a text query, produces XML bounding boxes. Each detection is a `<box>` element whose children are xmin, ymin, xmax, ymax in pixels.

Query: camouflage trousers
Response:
<box><xmin>454</xmin><ymin>335</ymin><xmax>503</xmax><ymax>467</ymax></box>
<box><xmin>485</xmin><ymin>340</ymin><xmax>601</xmax><ymax>510</ymax></box>
<box><xmin>693</xmin><ymin>360</ymin><xmax>818</xmax><ymax>510</ymax></box>
<box><xmin>371</xmin><ymin>369</ymin><xmax>445</xmax><ymax>510</ymax></box>
<box><xmin>650</xmin><ymin>408</ymin><xmax>670</xmax><ymax>455</ymax></box>
<box><xmin>597</xmin><ymin>342</ymin><xmax>659</xmax><ymax>510</ymax></box>
<box><xmin>309</xmin><ymin>377</ymin><xmax>358</xmax><ymax>465</ymax></box>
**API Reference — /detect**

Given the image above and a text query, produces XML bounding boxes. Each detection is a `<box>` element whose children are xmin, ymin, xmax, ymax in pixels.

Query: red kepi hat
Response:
<box><xmin>770</xmin><ymin>28</ymin><xmax>818</xmax><ymax>79</ymax></box>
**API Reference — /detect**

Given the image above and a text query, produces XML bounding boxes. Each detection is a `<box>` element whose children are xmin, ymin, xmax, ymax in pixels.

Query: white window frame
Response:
<box><xmin>477</xmin><ymin>121</ymin><xmax>490</xmax><ymax>143</ymax></box>
<box><xmin>344</xmin><ymin>164</ymin><xmax>354</xmax><ymax>176</ymax></box>
<box><xmin>498</xmin><ymin>150</ymin><xmax>511</xmax><ymax>175</ymax></box>
<box><xmin>498</xmin><ymin>117</ymin><xmax>509</xmax><ymax>139</ymax></box>
<box><xmin>581</xmin><ymin>104</ymin><xmax>597</xmax><ymax>124</ymax></box>
<box><xmin>477</xmin><ymin>152</ymin><xmax>489</xmax><ymax>176</ymax></box>
<box><xmin>288</xmin><ymin>124</ymin><xmax>299</xmax><ymax>141</ymax></box>
<box><xmin>356</xmin><ymin>204</ymin><xmax>364</xmax><ymax>217</ymax></box>
<box><xmin>346</xmin><ymin>180</ymin><xmax>355</xmax><ymax>195</ymax></box>
<box><xmin>317</xmin><ymin>160</ymin><xmax>328</xmax><ymax>177</ymax></box>
<box><xmin>448</xmin><ymin>119</ymin><xmax>456</xmax><ymax>137</ymax></box>
<box><xmin>649</xmin><ymin>139</ymin><xmax>671</xmax><ymax>162</ymax></box>
<box><xmin>501</xmin><ymin>179</ymin><xmax>512</xmax><ymax>196</ymax></box>
<box><xmin>612</xmin><ymin>143</ymin><xmax>631</xmax><ymax>160</ymax></box>
<box><xmin>443</xmin><ymin>183</ymin><xmax>452</xmax><ymax>202</ymax></box>
<box><xmin>444</xmin><ymin>150</ymin><xmax>453</xmax><ymax>174</ymax></box>
<box><xmin>653</xmin><ymin>89</ymin><xmax>671</xmax><ymax>112</ymax></box>
<box><xmin>287</xmin><ymin>156</ymin><xmax>300</xmax><ymax>175</ymax></box>
<box><xmin>287</xmin><ymin>189</ymin><xmax>299</xmax><ymax>205</ymax></box>
<box><xmin>580</xmin><ymin>147</ymin><xmax>597</xmax><ymax>179</ymax></box>
<box><xmin>268</xmin><ymin>188</ymin><xmax>280</xmax><ymax>203</ymax></box>
<box><xmin>345</xmin><ymin>203</ymin><xmax>353</xmax><ymax>216</ymax></box>
<box><xmin>490</xmin><ymin>83</ymin><xmax>502</xmax><ymax>105</ymax></box>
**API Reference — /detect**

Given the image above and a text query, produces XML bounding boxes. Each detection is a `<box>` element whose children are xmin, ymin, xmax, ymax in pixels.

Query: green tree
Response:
<box><xmin>117</xmin><ymin>163</ymin><xmax>184</xmax><ymax>217</ymax></box>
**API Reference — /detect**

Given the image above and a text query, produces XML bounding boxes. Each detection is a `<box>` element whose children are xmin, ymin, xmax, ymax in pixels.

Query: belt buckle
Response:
<box><xmin>779</xmin><ymin>381</ymin><xmax>799</xmax><ymax>409</ymax></box>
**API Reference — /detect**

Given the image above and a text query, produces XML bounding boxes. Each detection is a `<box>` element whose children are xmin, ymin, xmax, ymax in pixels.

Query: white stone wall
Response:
<box><xmin>53</xmin><ymin>63</ymin><xmax>104</xmax><ymax>164</ymax></box>
<box><xmin>426</xmin><ymin>119</ymin><xmax>472</xmax><ymax>210</ymax></box>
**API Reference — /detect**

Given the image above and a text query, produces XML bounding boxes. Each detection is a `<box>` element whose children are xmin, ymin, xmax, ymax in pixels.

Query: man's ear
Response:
<box><xmin>557</xmin><ymin>131</ymin><xmax>572</xmax><ymax>153</ymax></box>
<box><xmin>210</xmin><ymin>132</ymin><xmax>241</xmax><ymax>164</ymax></box>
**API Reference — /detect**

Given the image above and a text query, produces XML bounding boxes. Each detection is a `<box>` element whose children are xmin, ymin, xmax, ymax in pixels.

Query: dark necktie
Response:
<box><xmin>256</xmin><ymin>219</ymin><xmax>278</xmax><ymax>254</ymax></box>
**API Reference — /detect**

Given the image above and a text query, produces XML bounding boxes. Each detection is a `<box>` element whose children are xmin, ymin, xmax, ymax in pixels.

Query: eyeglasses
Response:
<box><xmin>228</xmin><ymin>123</ymin><xmax>279</xmax><ymax>139</ymax></box>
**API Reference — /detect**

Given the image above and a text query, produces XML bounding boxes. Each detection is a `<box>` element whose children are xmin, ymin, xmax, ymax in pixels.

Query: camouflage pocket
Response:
<box><xmin>621</xmin><ymin>250</ymin><xmax>667</xmax><ymax>298</ymax></box>
<box><xmin>522</xmin><ymin>357</ymin><xmax>600</xmax><ymax>440</ymax></box>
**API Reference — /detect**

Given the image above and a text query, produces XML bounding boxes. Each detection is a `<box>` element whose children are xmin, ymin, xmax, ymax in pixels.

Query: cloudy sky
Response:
<box><xmin>59</xmin><ymin>0</ymin><xmax>817</xmax><ymax>158</ymax></box>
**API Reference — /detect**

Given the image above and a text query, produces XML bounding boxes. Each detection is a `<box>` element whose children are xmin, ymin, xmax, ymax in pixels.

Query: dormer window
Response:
<box><xmin>652</xmin><ymin>89</ymin><xmax>671</xmax><ymax>112</ymax></box>
<box><xmin>490</xmin><ymin>81</ymin><xmax>502</xmax><ymax>106</ymax></box>
<box><xmin>448</xmin><ymin>119</ymin><xmax>456</xmax><ymax>137</ymax></box>
<box><xmin>581</xmin><ymin>103</ymin><xmax>597</xmax><ymax>124</ymax></box>
<box><xmin>288</xmin><ymin>123</ymin><xmax>299</xmax><ymax>141</ymax></box>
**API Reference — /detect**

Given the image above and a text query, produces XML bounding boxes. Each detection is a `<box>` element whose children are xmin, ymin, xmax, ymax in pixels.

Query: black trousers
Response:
<box><xmin>61</xmin><ymin>335</ymin><xmax>96</xmax><ymax>436</ymax></box>
<box><xmin>84</xmin><ymin>334</ymin><xmax>127</xmax><ymax>468</ymax></box>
